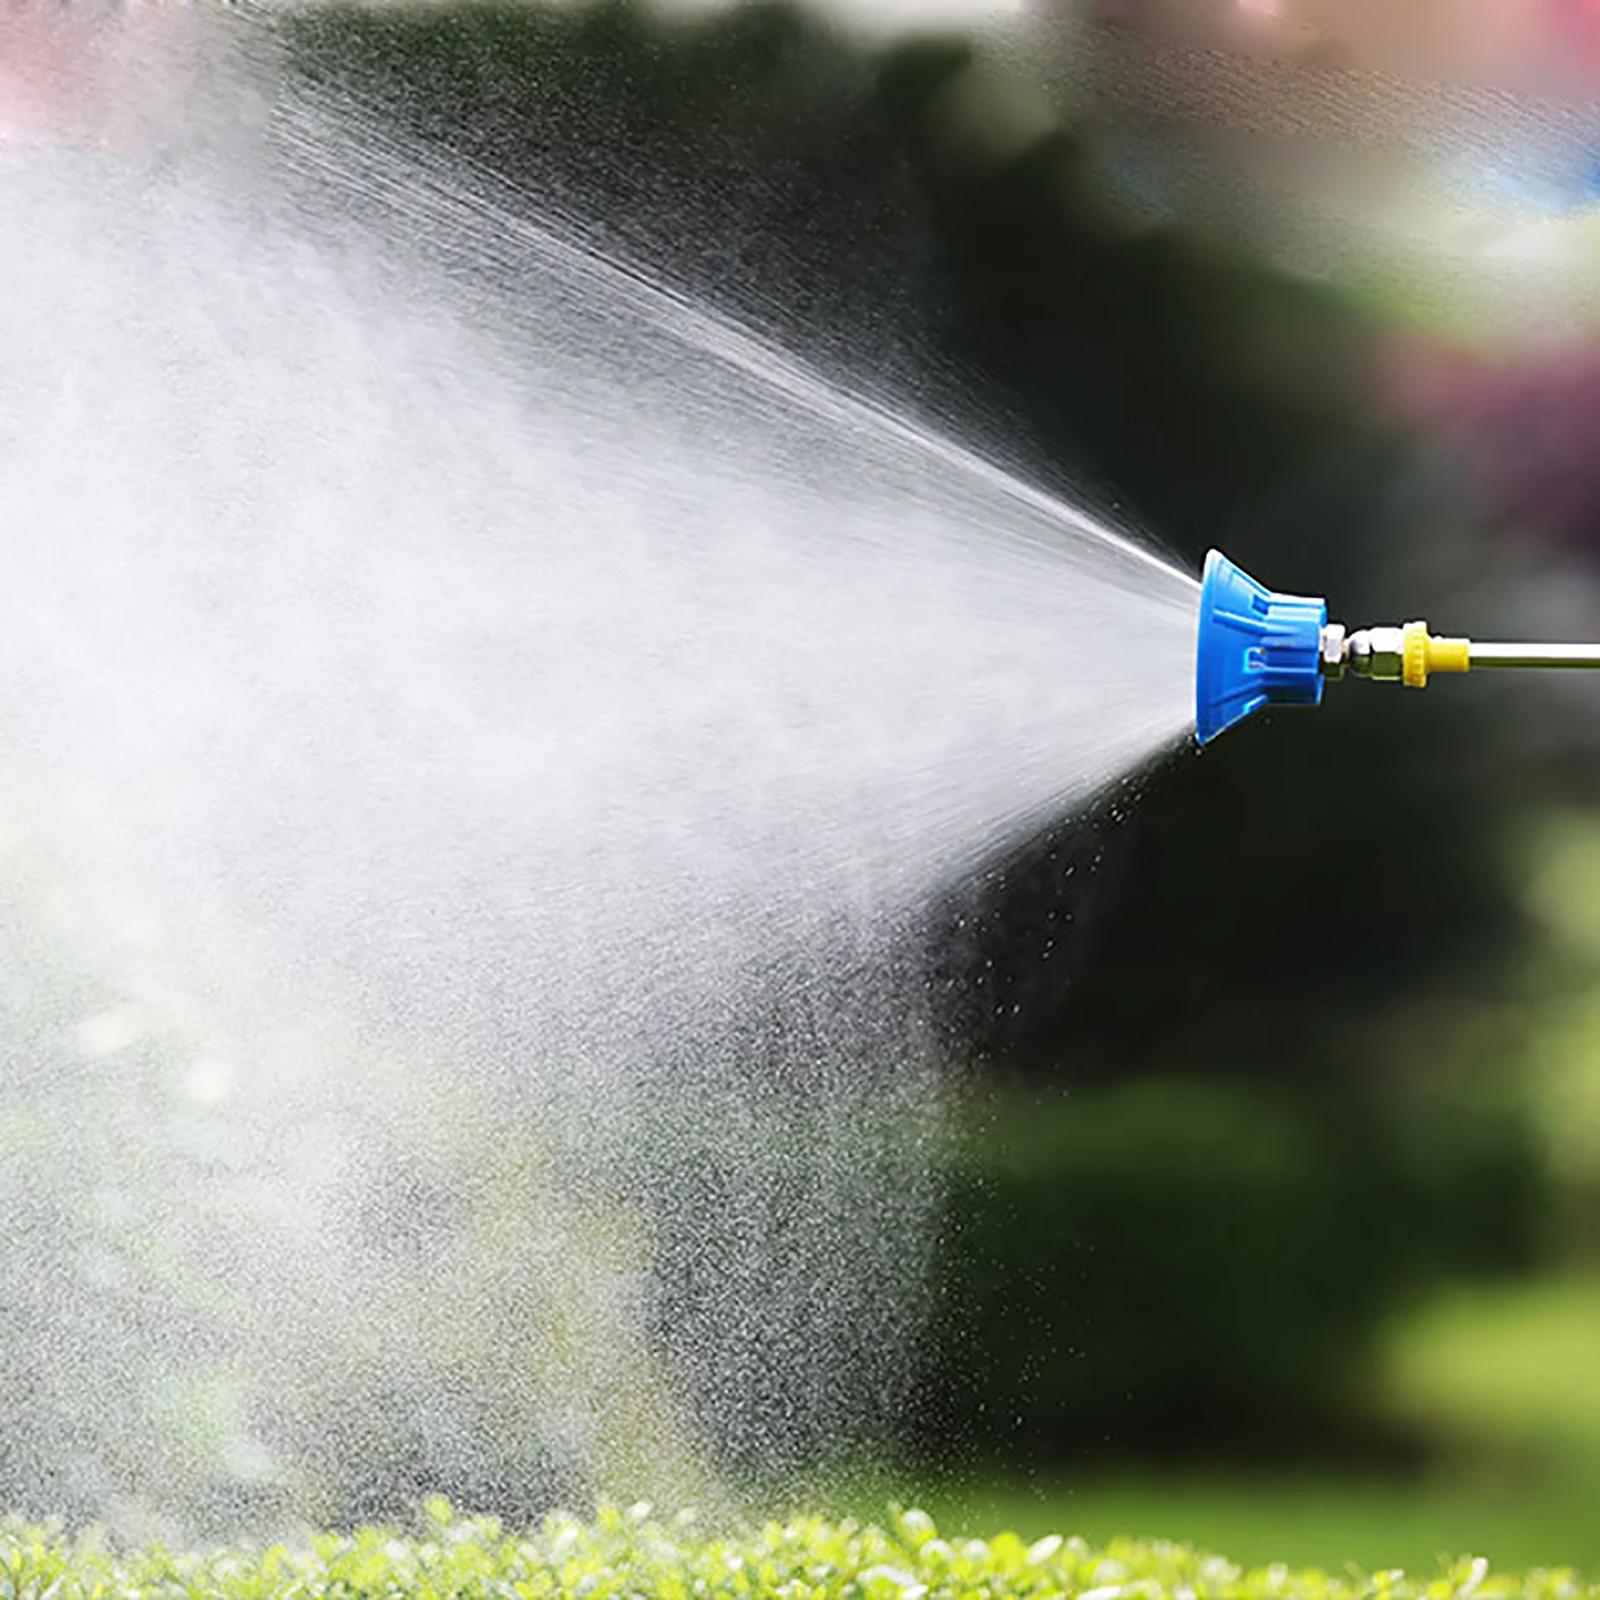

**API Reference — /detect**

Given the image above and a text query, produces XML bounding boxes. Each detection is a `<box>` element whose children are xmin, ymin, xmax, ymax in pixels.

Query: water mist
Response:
<box><xmin>0</xmin><ymin>15</ymin><xmax>1197</xmax><ymax>1536</ymax></box>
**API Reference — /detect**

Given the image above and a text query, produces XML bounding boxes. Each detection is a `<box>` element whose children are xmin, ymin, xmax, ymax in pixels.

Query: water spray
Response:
<box><xmin>1196</xmin><ymin>548</ymin><xmax>1600</xmax><ymax>744</ymax></box>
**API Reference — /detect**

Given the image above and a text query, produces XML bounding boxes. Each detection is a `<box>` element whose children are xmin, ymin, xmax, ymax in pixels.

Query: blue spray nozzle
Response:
<box><xmin>1195</xmin><ymin>552</ymin><xmax>1600</xmax><ymax>743</ymax></box>
<box><xmin>1195</xmin><ymin>550</ymin><xmax>1328</xmax><ymax>745</ymax></box>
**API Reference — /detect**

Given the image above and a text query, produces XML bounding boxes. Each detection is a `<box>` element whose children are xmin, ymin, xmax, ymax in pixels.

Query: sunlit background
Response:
<box><xmin>11</xmin><ymin>0</ymin><xmax>1600</xmax><ymax>1576</ymax></box>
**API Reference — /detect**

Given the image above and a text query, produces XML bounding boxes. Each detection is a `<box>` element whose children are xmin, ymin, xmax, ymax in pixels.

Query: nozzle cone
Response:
<box><xmin>1195</xmin><ymin>550</ymin><xmax>1326</xmax><ymax>745</ymax></box>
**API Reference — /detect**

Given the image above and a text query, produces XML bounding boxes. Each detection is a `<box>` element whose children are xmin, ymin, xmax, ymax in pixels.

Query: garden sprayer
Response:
<box><xmin>1196</xmin><ymin>549</ymin><xmax>1600</xmax><ymax>744</ymax></box>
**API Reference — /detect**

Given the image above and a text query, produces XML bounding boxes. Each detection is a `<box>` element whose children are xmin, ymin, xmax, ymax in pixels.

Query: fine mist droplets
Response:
<box><xmin>0</xmin><ymin>25</ymin><xmax>1198</xmax><ymax>1536</ymax></box>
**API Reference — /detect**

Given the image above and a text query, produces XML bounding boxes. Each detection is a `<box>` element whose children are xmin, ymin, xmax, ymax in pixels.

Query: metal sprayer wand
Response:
<box><xmin>1325</xmin><ymin>624</ymin><xmax>1600</xmax><ymax>686</ymax></box>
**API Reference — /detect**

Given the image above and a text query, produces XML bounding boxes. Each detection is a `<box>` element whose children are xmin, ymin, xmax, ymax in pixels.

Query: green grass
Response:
<box><xmin>856</xmin><ymin>1469</ymin><xmax>1600</xmax><ymax>1579</ymax></box>
<box><xmin>828</xmin><ymin>1274</ymin><xmax>1600</xmax><ymax>1579</ymax></box>
<box><xmin>2</xmin><ymin>1503</ymin><xmax>1594</xmax><ymax>1600</ymax></box>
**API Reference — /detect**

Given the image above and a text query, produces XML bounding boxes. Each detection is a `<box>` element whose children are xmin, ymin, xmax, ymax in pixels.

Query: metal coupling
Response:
<box><xmin>1344</xmin><ymin>626</ymin><xmax>1406</xmax><ymax>681</ymax></box>
<box><xmin>1318</xmin><ymin>622</ymin><xmax>1347</xmax><ymax>680</ymax></box>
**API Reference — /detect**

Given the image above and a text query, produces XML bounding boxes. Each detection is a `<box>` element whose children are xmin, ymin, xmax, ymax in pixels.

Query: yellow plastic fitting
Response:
<box><xmin>1402</xmin><ymin>621</ymin><xmax>1471</xmax><ymax>688</ymax></box>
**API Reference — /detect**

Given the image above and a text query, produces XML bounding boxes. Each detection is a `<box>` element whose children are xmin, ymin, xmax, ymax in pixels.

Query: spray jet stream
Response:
<box><xmin>1195</xmin><ymin>548</ymin><xmax>1600</xmax><ymax>744</ymax></box>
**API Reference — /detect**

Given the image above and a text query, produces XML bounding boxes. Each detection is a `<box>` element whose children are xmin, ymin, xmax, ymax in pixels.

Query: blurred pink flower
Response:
<box><xmin>0</xmin><ymin>8</ymin><xmax>102</xmax><ymax>144</ymax></box>
<box><xmin>1546</xmin><ymin>0</ymin><xmax>1600</xmax><ymax>78</ymax></box>
<box><xmin>0</xmin><ymin>2</ymin><xmax>202</xmax><ymax>150</ymax></box>
<box><xmin>1382</xmin><ymin>333</ymin><xmax>1600</xmax><ymax>553</ymax></box>
<box><xmin>1084</xmin><ymin>0</ymin><xmax>1600</xmax><ymax>86</ymax></box>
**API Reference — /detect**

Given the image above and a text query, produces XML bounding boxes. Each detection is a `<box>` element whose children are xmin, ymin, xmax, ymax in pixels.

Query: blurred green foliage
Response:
<box><xmin>276</xmin><ymin>0</ymin><xmax>1563</xmax><ymax>1474</ymax></box>
<box><xmin>918</xmin><ymin>1077</ymin><xmax>1541</xmax><ymax>1466</ymax></box>
<box><xmin>1386</xmin><ymin>1276</ymin><xmax>1600</xmax><ymax>1459</ymax></box>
